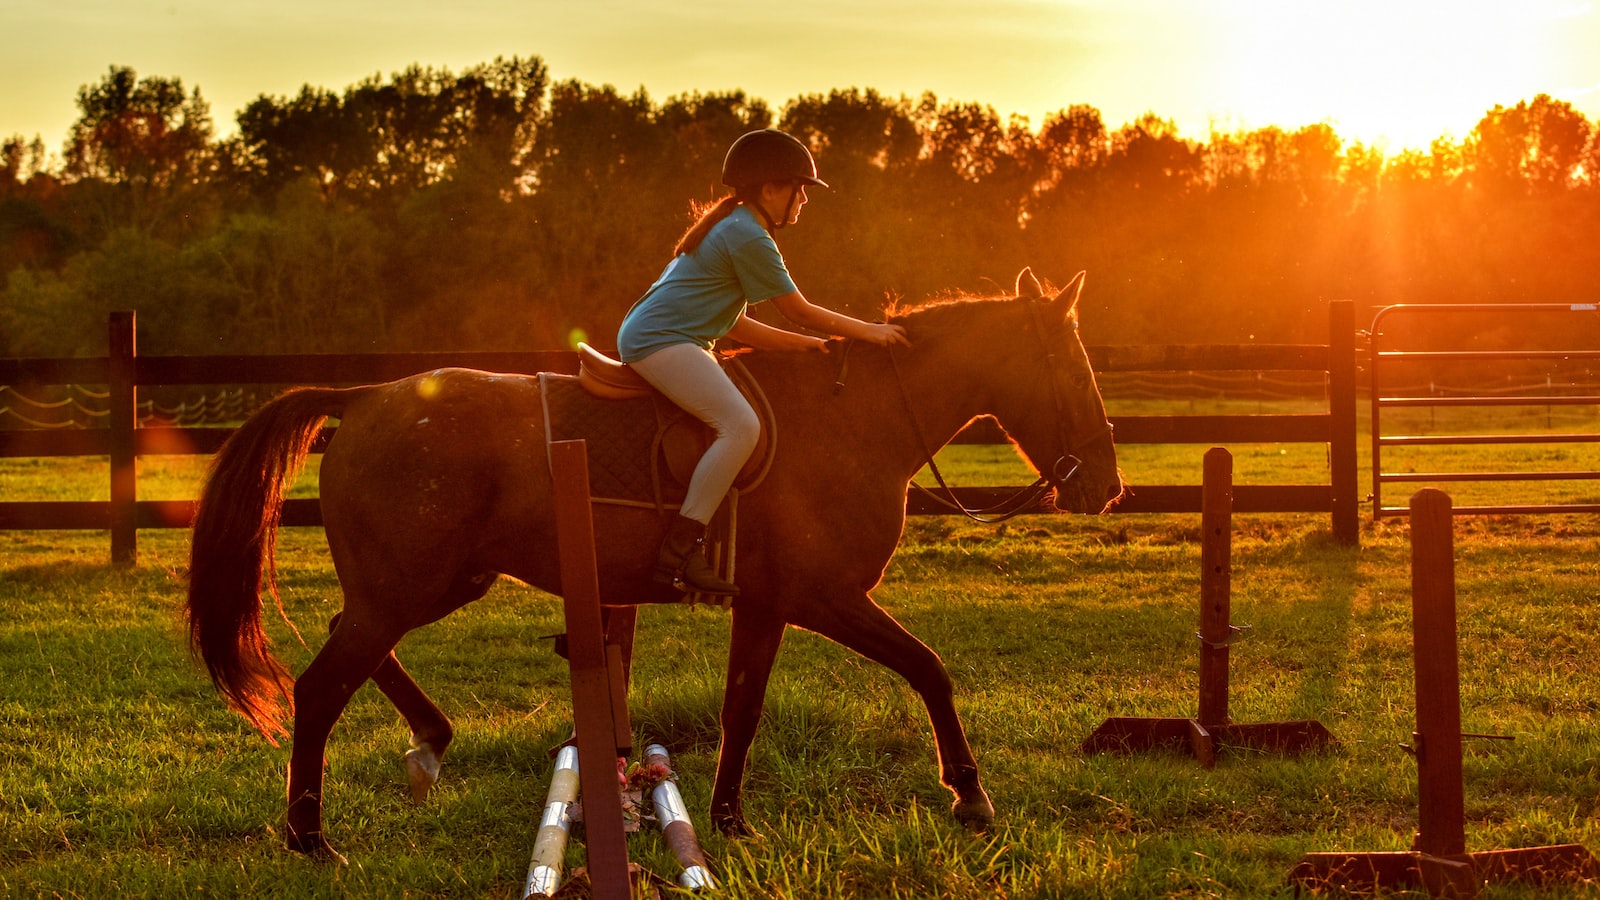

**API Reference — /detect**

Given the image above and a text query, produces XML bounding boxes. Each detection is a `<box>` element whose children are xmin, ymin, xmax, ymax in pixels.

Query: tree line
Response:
<box><xmin>3</xmin><ymin>59</ymin><xmax>1599</xmax><ymax>358</ymax></box>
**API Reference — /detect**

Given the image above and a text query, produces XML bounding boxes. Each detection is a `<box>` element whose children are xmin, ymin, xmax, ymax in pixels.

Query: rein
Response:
<box><xmin>879</xmin><ymin>300</ymin><xmax>1113</xmax><ymax>524</ymax></box>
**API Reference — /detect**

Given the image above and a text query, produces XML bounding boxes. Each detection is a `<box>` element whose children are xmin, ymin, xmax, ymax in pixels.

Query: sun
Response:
<box><xmin>1212</xmin><ymin>0</ymin><xmax>1557</xmax><ymax>150</ymax></box>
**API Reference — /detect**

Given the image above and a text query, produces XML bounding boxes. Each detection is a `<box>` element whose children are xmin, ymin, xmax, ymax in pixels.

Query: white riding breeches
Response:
<box><xmin>628</xmin><ymin>342</ymin><xmax>759</xmax><ymax>525</ymax></box>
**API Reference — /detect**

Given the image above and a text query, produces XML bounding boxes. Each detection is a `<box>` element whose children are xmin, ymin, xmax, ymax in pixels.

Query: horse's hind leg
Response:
<box><xmin>793</xmin><ymin>593</ymin><xmax>994</xmax><ymax>832</ymax></box>
<box><xmin>327</xmin><ymin>612</ymin><xmax>453</xmax><ymax>801</ymax></box>
<box><xmin>388</xmin><ymin>661</ymin><xmax>451</xmax><ymax>803</ymax></box>
<box><xmin>286</xmin><ymin>611</ymin><xmax>407</xmax><ymax>860</ymax></box>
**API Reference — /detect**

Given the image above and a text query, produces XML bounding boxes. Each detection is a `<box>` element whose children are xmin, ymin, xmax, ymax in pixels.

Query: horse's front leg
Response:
<box><xmin>795</xmin><ymin>593</ymin><xmax>994</xmax><ymax>832</ymax></box>
<box><xmin>711</xmin><ymin>605</ymin><xmax>787</xmax><ymax>837</ymax></box>
<box><xmin>286</xmin><ymin>614</ymin><xmax>402</xmax><ymax>862</ymax></box>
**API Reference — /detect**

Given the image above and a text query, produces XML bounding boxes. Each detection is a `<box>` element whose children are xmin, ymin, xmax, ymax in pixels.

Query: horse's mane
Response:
<box><xmin>884</xmin><ymin>279</ymin><xmax>1071</xmax><ymax>337</ymax></box>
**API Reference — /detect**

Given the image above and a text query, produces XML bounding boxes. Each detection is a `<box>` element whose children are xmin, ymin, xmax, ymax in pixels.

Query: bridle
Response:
<box><xmin>883</xmin><ymin>297</ymin><xmax>1114</xmax><ymax>524</ymax></box>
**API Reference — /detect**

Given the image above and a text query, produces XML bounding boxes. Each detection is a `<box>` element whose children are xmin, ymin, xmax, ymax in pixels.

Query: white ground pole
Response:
<box><xmin>523</xmin><ymin>744</ymin><xmax>581</xmax><ymax>897</ymax></box>
<box><xmin>645</xmin><ymin>743</ymin><xmax>717</xmax><ymax>890</ymax></box>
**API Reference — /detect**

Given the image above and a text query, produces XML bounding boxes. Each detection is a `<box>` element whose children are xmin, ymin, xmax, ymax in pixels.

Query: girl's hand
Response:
<box><xmin>862</xmin><ymin>323</ymin><xmax>911</xmax><ymax>348</ymax></box>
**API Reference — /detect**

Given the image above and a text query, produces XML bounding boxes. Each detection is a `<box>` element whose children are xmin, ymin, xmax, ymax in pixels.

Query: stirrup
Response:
<box><xmin>654</xmin><ymin>562</ymin><xmax>739</xmax><ymax>597</ymax></box>
<box><xmin>659</xmin><ymin>573</ymin><xmax>740</xmax><ymax>598</ymax></box>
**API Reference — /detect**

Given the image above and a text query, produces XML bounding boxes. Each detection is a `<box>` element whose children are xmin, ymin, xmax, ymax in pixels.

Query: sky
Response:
<box><xmin>5</xmin><ymin>0</ymin><xmax>1600</xmax><ymax>159</ymax></box>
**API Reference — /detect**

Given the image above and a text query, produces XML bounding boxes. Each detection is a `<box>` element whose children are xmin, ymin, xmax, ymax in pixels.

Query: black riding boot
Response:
<box><xmin>655</xmin><ymin>514</ymin><xmax>739</xmax><ymax>596</ymax></box>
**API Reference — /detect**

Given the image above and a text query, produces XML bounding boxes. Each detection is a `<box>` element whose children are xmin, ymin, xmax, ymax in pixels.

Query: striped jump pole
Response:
<box><xmin>523</xmin><ymin>745</ymin><xmax>581</xmax><ymax>897</ymax></box>
<box><xmin>644</xmin><ymin>744</ymin><xmax>716</xmax><ymax>891</ymax></box>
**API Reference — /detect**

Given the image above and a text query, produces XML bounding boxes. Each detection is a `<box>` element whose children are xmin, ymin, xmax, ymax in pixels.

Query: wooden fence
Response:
<box><xmin>0</xmin><ymin>303</ymin><xmax>1358</xmax><ymax>564</ymax></box>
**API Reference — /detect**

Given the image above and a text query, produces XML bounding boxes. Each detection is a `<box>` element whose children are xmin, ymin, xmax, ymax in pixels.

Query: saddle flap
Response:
<box><xmin>545</xmin><ymin>352</ymin><xmax>777</xmax><ymax>501</ymax></box>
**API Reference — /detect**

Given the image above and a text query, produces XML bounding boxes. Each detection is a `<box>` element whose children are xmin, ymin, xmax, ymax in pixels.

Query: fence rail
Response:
<box><xmin>2</xmin><ymin>303</ymin><xmax>1359</xmax><ymax>563</ymax></box>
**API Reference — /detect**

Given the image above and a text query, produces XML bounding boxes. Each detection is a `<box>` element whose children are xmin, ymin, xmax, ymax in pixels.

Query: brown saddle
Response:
<box><xmin>536</xmin><ymin>343</ymin><xmax>774</xmax><ymax>509</ymax></box>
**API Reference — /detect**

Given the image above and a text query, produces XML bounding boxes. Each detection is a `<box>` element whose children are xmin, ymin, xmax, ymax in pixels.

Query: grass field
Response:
<box><xmin>4</xmin><ymin>420</ymin><xmax>1600</xmax><ymax>897</ymax></box>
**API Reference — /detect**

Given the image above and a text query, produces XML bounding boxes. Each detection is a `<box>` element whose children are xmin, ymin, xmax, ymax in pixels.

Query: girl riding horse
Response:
<box><xmin>618</xmin><ymin>128</ymin><xmax>911</xmax><ymax>597</ymax></box>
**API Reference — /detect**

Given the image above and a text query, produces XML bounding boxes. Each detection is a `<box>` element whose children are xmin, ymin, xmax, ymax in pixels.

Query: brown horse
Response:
<box><xmin>185</xmin><ymin>267</ymin><xmax>1122</xmax><ymax>860</ymax></box>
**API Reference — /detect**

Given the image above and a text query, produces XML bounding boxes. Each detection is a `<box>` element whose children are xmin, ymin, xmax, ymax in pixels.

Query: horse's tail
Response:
<box><xmin>185</xmin><ymin>385</ymin><xmax>359</xmax><ymax>744</ymax></box>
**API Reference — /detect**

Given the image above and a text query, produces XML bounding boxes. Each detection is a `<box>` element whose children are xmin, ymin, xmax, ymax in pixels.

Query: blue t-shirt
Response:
<box><xmin>617</xmin><ymin>205</ymin><xmax>798</xmax><ymax>362</ymax></box>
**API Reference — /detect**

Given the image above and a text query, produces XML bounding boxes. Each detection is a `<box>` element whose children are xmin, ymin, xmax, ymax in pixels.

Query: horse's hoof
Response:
<box><xmin>712</xmin><ymin>811</ymin><xmax>762</xmax><ymax>841</ymax></box>
<box><xmin>405</xmin><ymin>742</ymin><xmax>442</xmax><ymax>802</ymax></box>
<box><xmin>287</xmin><ymin>831</ymin><xmax>348</xmax><ymax>866</ymax></box>
<box><xmin>952</xmin><ymin>794</ymin><xmax>995</xmax><ymax>833</ymax></box>
<box><xmin>313</xmin><ymin>845</ymin><xmax>350</xmax><ymax>867</ymax></box>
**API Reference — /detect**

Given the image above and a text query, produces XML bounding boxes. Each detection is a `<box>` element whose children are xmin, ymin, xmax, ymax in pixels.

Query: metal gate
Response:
<box><xmin>1369</xmin><ymin>303</ymin><xmax>1600</xmax><ymax>518</ymax></box>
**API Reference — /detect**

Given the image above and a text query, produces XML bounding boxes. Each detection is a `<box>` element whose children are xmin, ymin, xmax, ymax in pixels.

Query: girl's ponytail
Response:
<box><xmin>672</xmin><ymin>190</ymin><xmax>757</xmax><ymax>257</ymax></box>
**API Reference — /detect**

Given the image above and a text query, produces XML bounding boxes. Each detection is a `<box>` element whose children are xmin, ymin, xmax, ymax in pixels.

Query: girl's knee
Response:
<box><xmin>720</xmin><ymin>407</ymin><xmax>761</xmax><ymax>455</ymax></box>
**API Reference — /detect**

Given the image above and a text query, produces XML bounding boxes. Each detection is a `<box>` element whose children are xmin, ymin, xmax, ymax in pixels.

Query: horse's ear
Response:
<box><xmin>1015</xmin><ymin>267</ymin><xmax>1043</xmax><ymax>299</ymax></box>
<box><xmin>1051</xmin><ymin>270</ymin><xmax>1087</xmax><ymax>317</ymax></box>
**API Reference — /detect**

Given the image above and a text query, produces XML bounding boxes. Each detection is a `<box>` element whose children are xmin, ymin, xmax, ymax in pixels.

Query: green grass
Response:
<box><xmin>4</xmin><ymin>410</ymin><xmax>1600</xmax><ymax>897</ymax></box>
<box><xmin>3</xmin><ymin>509</ymin><xmax>1600</xmax><ymax>897</ymax></box>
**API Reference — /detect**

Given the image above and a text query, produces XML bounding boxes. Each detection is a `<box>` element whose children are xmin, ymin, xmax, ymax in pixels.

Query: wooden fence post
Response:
<box><xmin>1197</xmin><ymin>447</ymin><xmax>1232</xmax><ymax>730</ymax></box>
<box><xmin>547</xmin><ymin>439</ymin><xmax>632</xmax><ymax>900</ymax></box>
<box><xmin>1410</xmin><ymin>488</ymin><xmax>1467</xmax><ymax>859</ymax></box>
<box><xmin>1328</xmin><ymin>299</ymin><xmax>1359</xmax><ymax>546</ymax></box>
<box><xmin>108</xmin><ymin>311</ymin><xmax>137</xmax><ymax>566</ymax></box>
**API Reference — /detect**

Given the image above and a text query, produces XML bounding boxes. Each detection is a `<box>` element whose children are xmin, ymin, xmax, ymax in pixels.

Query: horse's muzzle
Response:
<box><xmin>1051</xmin><ymin>462</ymin><xmax>1124</xmax><ymax>514</ymax></box>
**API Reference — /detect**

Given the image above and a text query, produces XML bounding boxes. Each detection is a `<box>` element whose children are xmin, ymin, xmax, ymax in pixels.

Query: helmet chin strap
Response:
<box><xmin>747</xmin><ymin>201</ymin><xmax>779</xmax><ymax>232</ymax></box>
<box><xmin>777</xmin><ymin>184</ymin><xmax>800</xmax><ymax>230</ymax></box>
<box><xmin>747</xmin><ymin>183</ymin><xmax>800</xmax><ymax>232</ymax></box>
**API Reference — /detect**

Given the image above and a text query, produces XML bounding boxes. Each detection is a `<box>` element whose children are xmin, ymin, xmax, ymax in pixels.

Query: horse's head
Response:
<box><xmin>996</xmin><ymin>268</ymin><xmax>1124</xmax><ymax>514</ymax></box>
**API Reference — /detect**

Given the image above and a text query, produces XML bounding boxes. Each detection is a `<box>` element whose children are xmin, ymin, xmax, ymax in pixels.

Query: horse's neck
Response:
<box><xmin>751</xmin><ymin>344</ymin><xmax>988</xmax><ymax>481</ymax></box>
<box><xmin>893</xmin><ymin>346</ymin><xmax>989</xmax><ymax>449</ymax></box>
<box><xmin>846</xmin><ymin>344</ymin><xmax>989</xmax><ymax>477</ymax></box>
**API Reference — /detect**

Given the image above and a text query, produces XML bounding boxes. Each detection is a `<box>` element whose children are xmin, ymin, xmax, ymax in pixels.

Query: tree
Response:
<box><xmin>2</xmin><ymin>136</ymin><xmax>50</xmax><ymax>193</ymax></box>
<box><xmin>1</xmin><ymin>136</ymin><xmax>72</xmax><ymax>275</ymax></box>
<box><xmin>896</xmin><ymin>95</ymin><xmax>1038</xmax><ymax>289</ymax></box>
<box><xmin>1040</xmin><ymin>105</ymin><xmax>1109</xmax><ymax>178</ymax></box>
<box><xmin>61</xmin><ymin>66</ymin><xmax>215</xmax><ymax>237</ymax></box>
<box><xmin>781</xmin><ymin>88</ymin><xmax>920</xmax><ymax>182</ymax></box>
<box><xmin>1466</xmin><ymin>94</ymin><xmax>1594</xmax><ymax>192</ymax></box>
<box><xmin>519</xmin><ymin>80</ymin><xmax>666</xmax><ymax>343</ymax></box>
<box><xmin>64</xmin><ymin>66</ymin><xmax>213</xmax><ymax>187</ymax></box>
<box><xmin>229</xmin><ymin>84</ymin><xmax>370</xmax><ymax>198</ymax></box>
<box><xmin>654</xmin><ymin>90</ymin><xmax>773</xmax><ymax>195</ymax></box>
<box><xmin>776</xmin><ymin>89</ymin><xmax>920</xmax><ymax>307</ymax></box>
<box><xmin>1029</xmin><ymin>105</ymin><xmax>1113</xmax><ymax>290</ymax></box>
<box><xmin>230</xmin><ymin>57</ymin><xmax>548</xmax><ymax>205</ymax></box>
<box><xmin>1106</xmin><ymin>113</ymin><xmax>1200</xmax><ymax>193</ymax></box>
<box><xmin>190</xmin><ymin>183</ymin><xmax>386</xmax><ymax>353</ymax></box>
<box><xmin>443</xmin><ymin>56</ymin><xmax>549</xmax><ymax>193</ymax></box>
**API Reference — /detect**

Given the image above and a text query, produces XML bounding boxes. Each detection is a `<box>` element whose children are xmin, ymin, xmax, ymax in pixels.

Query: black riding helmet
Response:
<box><xmin>722</xmin><ymin>129</ymin><xmax>826</xmax><ymax>230</ymax></box>
<box><xmin>721</xmin><ymin>129</ymin><xmax>829</xmax><ymax>190</ymax></box>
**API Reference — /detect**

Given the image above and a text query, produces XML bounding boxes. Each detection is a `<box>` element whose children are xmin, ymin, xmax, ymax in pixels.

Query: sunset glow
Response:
<box><xmin>1205</xmin><ymin>0</ymin><xmax>1586</xmax><ymax>150</ymax></box>
<box><xmin>4</xmin><ymin>0</ymin><xmax>1600</xmax><ymax>154</ymax></box>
